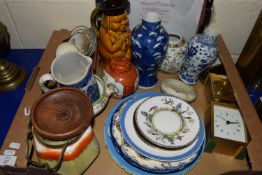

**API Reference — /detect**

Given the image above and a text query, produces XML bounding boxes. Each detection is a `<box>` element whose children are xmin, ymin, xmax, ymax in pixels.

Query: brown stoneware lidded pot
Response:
<box><xmin>26</xmin><ymin>87</ymin><xmax>100</xmax><ymax>175</ymax></box>
<box><xmin>102</xmin><ymin>57</ymin><xmax>138</xmax><ymax>98</ymax></box>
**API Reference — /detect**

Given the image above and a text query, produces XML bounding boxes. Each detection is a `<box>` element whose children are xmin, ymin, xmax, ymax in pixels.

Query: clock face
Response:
<box><xmin>213</xmin><ymin>104</ymin><xmax>247</xmax><ymax>143</ymax></box>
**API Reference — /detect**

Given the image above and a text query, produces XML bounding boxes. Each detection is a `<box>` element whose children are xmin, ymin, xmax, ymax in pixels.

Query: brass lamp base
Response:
<box><xmin>0</xmin><ymin>58</ymin><xmax>26</xmax><ymax>92</ymax></box>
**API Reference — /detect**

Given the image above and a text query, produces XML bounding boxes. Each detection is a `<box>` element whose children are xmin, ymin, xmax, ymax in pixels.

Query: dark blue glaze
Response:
<box><xmin>131</xmin><ymin>15</ymin><xmax>168</xmax><ymax>88</ymax></box>
<box><xmin>179</xmin><ymin>32</ymin><xmax>219</xmax><ymax>84</ymax></box>
<box><xmin>63</xmin><ymin>68</ymin><xmax>100</xmax><ymax>103</ymax></box>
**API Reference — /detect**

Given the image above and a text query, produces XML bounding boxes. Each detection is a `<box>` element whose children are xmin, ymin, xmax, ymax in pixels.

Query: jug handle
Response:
<box><xmin>90</xmin><ymin>8</ymin><xmax>102</xmax><ymax>37</ymax></box>
<box><xmin>38</xmin><ymin>73</ymin><xmax>57</xmax><ymax>93</ymax></box>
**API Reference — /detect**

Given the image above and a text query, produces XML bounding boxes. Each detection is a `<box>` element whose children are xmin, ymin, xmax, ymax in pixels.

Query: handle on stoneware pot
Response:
<box><xmin>90</xmin><ymin>8</ymin><xmax>102</xmax><ymax>37</ymax></box>
<box><xmin>25</xmin><ymin>120</ymin><xmax>69</xmax><ymax>172</ymax></box>
<box><xmin>38</xmin><ymin>73</ymin><xmax>58</xmax><ymax>93</ymax></box>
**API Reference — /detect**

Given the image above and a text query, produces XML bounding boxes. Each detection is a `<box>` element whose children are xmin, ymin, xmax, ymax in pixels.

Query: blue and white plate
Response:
<box><xmin>104</xmin><ymin>92</ymin><xmax>206</xmax><ymax>175</ymax></box>
<box><xmin>120</xmin><ymin>92</ymin><xmax>205</xmax><ymax>162</ymax></box>
<box><xmin>110</xmin><ymin>93</ymin><xmax>203</xmax><ymax>173</ymax></box>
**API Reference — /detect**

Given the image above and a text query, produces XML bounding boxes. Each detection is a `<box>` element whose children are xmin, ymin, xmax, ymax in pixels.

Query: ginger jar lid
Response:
<box><xmin>31</xmin><ymin>87</ymin><xmax>93</xmax><ymax>141</ymax></box>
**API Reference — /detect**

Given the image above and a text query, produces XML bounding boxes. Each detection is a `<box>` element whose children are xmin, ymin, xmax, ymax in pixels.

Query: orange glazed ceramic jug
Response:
<box><xmin>91</xmin><ymin>0</ymin><xmax>131</xmax><ymax>67</ymax></box>
<box><xmin>102</xmin><ymin>57</ymin><xmax>138</xmax><ymax>98</ymax></box>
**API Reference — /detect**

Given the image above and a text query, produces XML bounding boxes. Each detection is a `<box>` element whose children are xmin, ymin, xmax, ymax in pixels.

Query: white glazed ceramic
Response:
<box><xmin>69</xmin><ymin>26</ymin><xmax>97</xmax><ymax>57</ymax></box>
<box><xmin>103</xmin><ymin>70</ymin><xmax>124</xmax><ymax>97</ymax></box>
<box><xmin>159</xmin><ymin>33</ymin><xmax>187</xmax><ymax>73</ymax></box>
<box><xmin>120</xmin><ymin>95</ymin><xmax>205</xmax><ymax>161</ymax></box>
<box><xmin>93</xmin><ymin>75</ymin><xmax>115</xmax><ymax>116</ymax></box>
<box><xmin>134</xmin><ymin>96</ymin><xmax>200</xmax><ymax>149</ymax></box>
<box><xmin>160</xmin><ymin>79</ymin><xmax>196</xmax><ymax>102</ymax></box>
<box><xmin>38</xmin><ymin>51</ymin><xmax>100</xmax><ymax>103</ymax></box>
<box><xmin>56</xmin><ymin>42</ymin><xmax>78</xmax><ymax>57</ymax></box>
<box><xmin>105</xmin><ymin>98</ymin><xmax>206</xmax><ymax>175</ymax></box>
<box><xmin>111</xmin><ymin>99</ymin><xmax>201</xmax><ymax>173</ymax></box>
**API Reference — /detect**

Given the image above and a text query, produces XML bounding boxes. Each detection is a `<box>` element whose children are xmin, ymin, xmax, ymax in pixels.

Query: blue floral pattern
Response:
<box><xmin>178</xmin><ymin>32</ymin><xmax>219</xmax><ymax>84</ymax></box>
<box><xmin>69</xmin><ymin>68</ymin><xmax>100</xmax><ymax>103</ymax></box>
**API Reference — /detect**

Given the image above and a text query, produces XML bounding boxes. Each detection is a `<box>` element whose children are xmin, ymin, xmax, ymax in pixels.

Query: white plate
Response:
<box><xmin>134</xmin><ymin>95</ymin><xmax>200</xmax><ymax>149</ymax></box>
<box><xmin>120</xmin><ymin>93</ymin><xmax>205</xmax><ymax>161</ymax></box>
<box><xmin>111</xmin><ymin>96</ymin><xmax>201</xmax><ymax>173</ymax></box>
<box><xmin>104</xmin><ymin>92</ymin><xmax>206</xmax><ymax>175</ymax></box>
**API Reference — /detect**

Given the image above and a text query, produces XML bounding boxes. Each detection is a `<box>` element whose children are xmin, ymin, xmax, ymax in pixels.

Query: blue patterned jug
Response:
<box><xmin>131</xmin><ymin>12</ymin><xmax>168</xmax><ymax>88</ymax></box>
<box><xmin>178</xmin><ymin>29</ymin><xmax>219</xmax><ymax>84</ymax></box>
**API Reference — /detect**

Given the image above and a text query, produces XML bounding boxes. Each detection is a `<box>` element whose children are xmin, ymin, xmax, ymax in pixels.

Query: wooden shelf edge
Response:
<box><xmin>217</xmin><ymin>35</ymin><xmax>262</xmax><ymax>170</ymax></box>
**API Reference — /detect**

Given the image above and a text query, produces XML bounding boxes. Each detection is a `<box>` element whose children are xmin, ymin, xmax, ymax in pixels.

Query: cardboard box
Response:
<box><xmin>0</xmin><ymin>30</ymin><xmax>260</xmax><ymax>174</ymax></box>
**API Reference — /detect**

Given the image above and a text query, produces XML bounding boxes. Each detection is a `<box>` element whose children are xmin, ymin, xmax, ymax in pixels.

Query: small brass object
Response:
<box><xmin>208</xmin><ymin>73</ymin><xmax>236</xmax><ymax>103</ymax></box>
<box><xmin>0</xmin><ymin>58</ymin><xmax>26</xmax><ymax>92</ymax></box>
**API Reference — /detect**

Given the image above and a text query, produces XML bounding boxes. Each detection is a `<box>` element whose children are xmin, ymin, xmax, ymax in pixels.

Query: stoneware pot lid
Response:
<box><xmin>31</xmin><ymin>87</ymin><xmax>93</xmax><ymax>141</ymax></box>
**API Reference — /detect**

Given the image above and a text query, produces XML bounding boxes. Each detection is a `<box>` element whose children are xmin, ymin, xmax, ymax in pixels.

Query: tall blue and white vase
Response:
<box><xmin>178</xmin><ymin>29</ymin><xmax>219</xmax><ymax>84</ymax></box>
<box><xmin>131</xmin><ymin>12</ymin><xmax>169</xmax><ymax>88</ymax></box>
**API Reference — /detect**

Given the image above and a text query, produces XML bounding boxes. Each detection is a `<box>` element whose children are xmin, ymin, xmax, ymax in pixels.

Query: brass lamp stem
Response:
<box><xmin>0</xmin><ymin>58</ymin><xmax>26</xmax><ymax>92</ymax></box>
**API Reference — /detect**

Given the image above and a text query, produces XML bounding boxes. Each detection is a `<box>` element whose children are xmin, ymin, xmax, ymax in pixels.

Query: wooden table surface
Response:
<box><xmin>0</xmin><ymin>30</ymin><xmax>250</xmax><ymax>175</ymax></box>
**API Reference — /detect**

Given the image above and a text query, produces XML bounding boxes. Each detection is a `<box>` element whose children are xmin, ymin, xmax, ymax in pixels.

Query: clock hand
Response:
<box><xmin>228</xmin><ymin>121</ymin><xmax>240</xmax><ymax>124</ymax></box>
<box><xmin>218</xmin><ymin>116</ymin><xmax>238</xmax><ymax>125</ymax></box>
<box><xmin>218</xmin><ymin>116</ymin><xmax>229</xmax><ymax>122</ymax></box>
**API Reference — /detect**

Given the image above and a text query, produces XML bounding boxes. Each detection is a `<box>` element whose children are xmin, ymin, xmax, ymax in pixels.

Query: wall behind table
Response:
<box><xmin>0</xmin><ymin>0</ymin><xmax>96</xmax><ymax>48</ymax></box>
<box><xmin>208</xmin><ymin>0</ymin><xmax>262</xmax><ymax>62</ymax></box>
<box><xmin>0</xmin><ymin>0</ymin><xmax>262</xmax><ymax>60</ymax></box>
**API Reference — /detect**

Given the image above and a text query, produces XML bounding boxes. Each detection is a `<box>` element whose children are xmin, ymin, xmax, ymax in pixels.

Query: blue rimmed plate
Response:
<box><xmin>104</xmin><ymin>92</ymin><xmax>206</xmax><ymax>175</ymax></box>
<box><xmin>110</xmin><ymin>94</ymin><xmax>203</xmax><ymax>173</ymax></box>
<box><xmin>120</xmin><ymin>92</ymin><xmax>205</xmax><ymax>161</ymax></box>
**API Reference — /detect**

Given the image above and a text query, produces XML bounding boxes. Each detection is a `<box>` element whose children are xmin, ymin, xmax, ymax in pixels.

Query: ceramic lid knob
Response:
<box><xmin>204</xmin><ymin>27</ymin><xmax>218</xmax><ymax>38</ymax></box>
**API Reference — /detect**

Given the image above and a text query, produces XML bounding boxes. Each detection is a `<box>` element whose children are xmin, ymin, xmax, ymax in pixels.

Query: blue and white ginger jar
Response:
<box><xmin>159</xmin><ymin>33</ymin><xmax>187</xmax><ymax>73</ymax></box>
<box><xmin>178</xmin><ymin>29</ymin><xmax>219</xmax><ymax>84</ymax></box>
<box><xmin>131</xmin><ymin>12</ymin><xmax>169</xmax><ymax>88</ymax></box>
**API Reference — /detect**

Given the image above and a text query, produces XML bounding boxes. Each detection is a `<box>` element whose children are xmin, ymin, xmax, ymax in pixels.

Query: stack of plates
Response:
<box><xmin>104</xmin><ymin>92</ymin><xmax>206</xmax><ymax>175</ymax></box>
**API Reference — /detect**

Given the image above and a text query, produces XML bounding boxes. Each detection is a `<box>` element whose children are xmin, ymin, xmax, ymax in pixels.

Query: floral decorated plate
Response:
<box><xmin>111</xmin><ymin>93</ymin><xmax>203</xmax><ymax>173</ymax></box>
<box><xmin>104</xmin><ymin>92</ymin><xmax>206</xmax><ymax>175</ymax></box>
<box><xmin>134</xmin><ymin>95</ymin><xmax>200</xmax><ymax>149</ymax></box>
<box><xmin>120</xmin><ymin>93</ymin><xmax>205</xmax><ymax>161</ymax></box>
